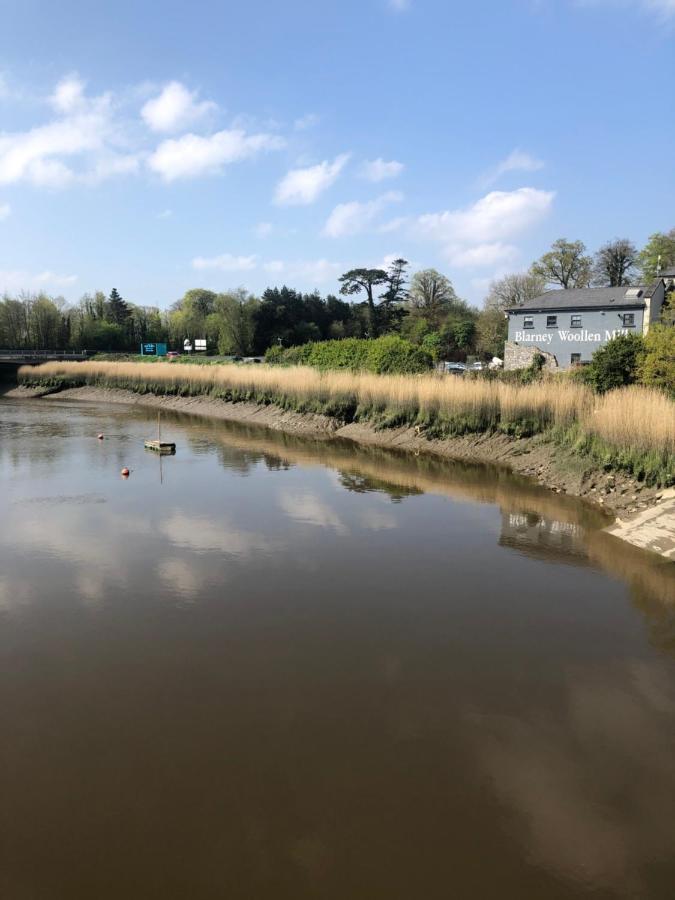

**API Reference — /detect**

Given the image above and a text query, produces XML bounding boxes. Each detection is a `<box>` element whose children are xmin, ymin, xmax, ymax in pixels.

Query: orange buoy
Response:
<box><xmin>97</xmin><ymin>433</ymin><xmax>104</xmax><ymax>440</ymax></box>
<box><xmin>121</xmin><ymin>467</ymin><xmax>130</xmax><ymax>477</ymax></box>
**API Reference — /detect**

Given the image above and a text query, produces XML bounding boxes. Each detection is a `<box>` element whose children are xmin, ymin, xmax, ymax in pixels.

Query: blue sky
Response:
<box><xmin>0</xmin><ymin>0</ymin><xmax>673</xmax><ymax>308</ymax></box>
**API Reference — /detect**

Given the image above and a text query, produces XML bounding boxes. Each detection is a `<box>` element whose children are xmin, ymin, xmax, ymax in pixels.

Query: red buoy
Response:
<box><xmin>121</xmin><ymin>467</ymin><xmax>130</xmax><ymax>478</ymax></box>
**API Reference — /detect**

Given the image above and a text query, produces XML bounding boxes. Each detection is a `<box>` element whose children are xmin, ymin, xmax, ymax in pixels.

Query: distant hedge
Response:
<box><xmin>265</xmin><ymin>336</ymin><xmax>433</xmax><ymax>374</ymax></box>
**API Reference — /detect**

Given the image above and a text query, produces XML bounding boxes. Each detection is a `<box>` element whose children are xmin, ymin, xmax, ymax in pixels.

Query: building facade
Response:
<box><xmin>504</xmin><ymin>280</ymin><xmax>667</xmax><ymax>370</ymax></box>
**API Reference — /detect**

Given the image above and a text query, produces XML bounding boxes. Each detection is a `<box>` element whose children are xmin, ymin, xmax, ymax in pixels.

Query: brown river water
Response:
<box><xmin>1</xmin><ymin>398</ymin><xmax>674</xmax><ymax>899</ymax></box>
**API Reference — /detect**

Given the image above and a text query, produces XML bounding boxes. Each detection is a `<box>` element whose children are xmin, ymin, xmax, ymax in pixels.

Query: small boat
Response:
<box><xmin>144</xmin><ymin>412</ymin><xmax>176</xmax><ymax>454</ymax></box>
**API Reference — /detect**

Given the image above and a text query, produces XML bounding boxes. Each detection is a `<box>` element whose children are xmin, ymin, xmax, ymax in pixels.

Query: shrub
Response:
<box><xmin>266</xmin><ymin>336</ymin><xmax>433</xmax><ymax>375</ymax></box>
<box><xmin>638</xmin><ymin>324</ymin><xmax>675</xmax><ymax>395</ymax></box>
<box><xmin>585</xmin><ymin>333</ymin><xmax>645</xmax><ymax>393</ymax></box>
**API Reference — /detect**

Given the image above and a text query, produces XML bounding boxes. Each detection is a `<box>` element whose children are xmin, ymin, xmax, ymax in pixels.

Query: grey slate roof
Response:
<box><xmin>660</xmin><ymin>266</ymin><xmax>675</xmax><ymax>277</ymax></box>
<box><xmin>507</xmin><ymin>286</ymin><xmax>647</xmax><ymax>312</ymax></box>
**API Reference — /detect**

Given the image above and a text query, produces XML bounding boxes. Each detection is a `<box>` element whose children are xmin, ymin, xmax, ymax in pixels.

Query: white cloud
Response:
<box><xmin>293</xmin><ymin>113</ymin><xmax>320</xmax><ymax>131</ymax></box>
<box><xmin>255</xmin><ymin>221</ymin><xmax>273</xmax><ymax>237</ymax></box>
<box><xmin>481</xmin><ymin>148</ymin><xmax>544</xmax><ymax>187</ymax></box>
<box><xmin>416</xmin><ymin>187</ymin><xmax>554</xmax><ymax>246</ymax></box>
<box><xmin>263</xmin><ymin>258</ymin><xmax>342</xmax><ymax>284</ymax></box>
<box><xmin>360</xmin><ymin>157</ymin><xmax>404</xmax><ymax>182</ymax></box>
<box><xmin>378</xmin><ymin>215</ymin><xmax>408</xmax><ymax>233</ymax></box>
<box><xmin>192</xmin><ymin>253</ymin><xmax>258</xmax><ymax>272</ymax></box>
<box><xmin>323</xmin><ymin>190</ymin><xmax>403</xmax><ymax>238</ymax></box>
<box><xmin>141</xmin><ymin>81</ymin><xmax>217</xmax><ymax>133</ymax></box>
<box><xmin>149</xmin><ymin>128</ymin><xmax>284</xmax><ymax>181</ymax></box>
<box><xmin>444</xmin><ymin>242</ymin><xmax>519</xmax><ymax>268</ymax></box>
<box><xmin>275</xmin><ymin>153</ymin><xmax>350</xmax><ymax>205</ymax></box>
<box><xmin>49</xmin><ymin>74</ymin><xmax>87</xmax><ymax>114</ymax></box>
<box><xmin>0</xmin><ymin>76</ymin><xmax>134</xmax><ymax>188</ymax></box>
<box><xmin>0</xmin><ymin>202</ymin><xmax>10</xmax><ymax>220</ymax></box>
<box><xmin>0</xmin><ymin>269</ymin><xmax>77</xmax><ymax>291</ymax></box>
<box><xmin>414</xmin><ymin>186</ymin><xmax>554</xmax><ymax>270</ymax></box>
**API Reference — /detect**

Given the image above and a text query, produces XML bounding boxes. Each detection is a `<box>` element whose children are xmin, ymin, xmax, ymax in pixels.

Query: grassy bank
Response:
<box><xmin>19</xmin><ymin>360</ymin><xmax>675</xmax><ymax>484</ymax></box>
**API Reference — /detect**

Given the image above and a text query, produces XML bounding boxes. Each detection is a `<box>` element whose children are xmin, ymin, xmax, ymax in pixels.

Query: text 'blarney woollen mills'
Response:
<box><xmin>504</xmin><ymin>268</ymin><xmax>674</xmax><ymax>370</ymax></box>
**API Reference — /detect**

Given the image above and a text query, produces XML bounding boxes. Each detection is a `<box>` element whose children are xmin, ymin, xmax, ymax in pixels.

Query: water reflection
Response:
<box><xmin>1</xmin><ymin>398</ymin><xmax>674</xmax><ymax>899</ymax></box>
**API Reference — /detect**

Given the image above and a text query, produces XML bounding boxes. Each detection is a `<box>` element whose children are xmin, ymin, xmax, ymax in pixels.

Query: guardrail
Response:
<box><xmin>0</xmin><ymin>350</ymin><xmax>90</xmax><ymax>360</ymax></box>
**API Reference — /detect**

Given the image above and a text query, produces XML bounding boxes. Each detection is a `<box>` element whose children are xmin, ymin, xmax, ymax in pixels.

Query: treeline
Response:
<box><xmin>2</xmin><ymin>228</ymin><xmax>673</xmax><ymax>359</ymax></box>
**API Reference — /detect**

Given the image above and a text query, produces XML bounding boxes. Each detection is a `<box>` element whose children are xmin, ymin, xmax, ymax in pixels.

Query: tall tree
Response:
<box><xmin>339</xmin><ymin>268</ymin><xmax>388</xmax><ymax>336</ymax></box>
<box><xmin>637</xmin><ymin>228</ymin><xmax>675</xmax><ymax>282</ymax></box>
<box><xmin>380</xmin><ymin>258</ymin><xmax>410</xmax><ymax>305</ymax></box>
<box><xmin>592</xmin><ymin>238</ymin><xmax>638</xmax><ymax>287</ymax></box>
<box><xmin>407</xmin><ymin>269</ymin><xmax>458</xmax><ymax>328</ymax></box>
<box><xmin>531</xmin><ymin>239</ymin><xmax>592</xmax><ymax>289</ymax></box>
<box><xmin>108</xmin><ymin>288</ymin><xmax>130</xmax><ymax>326</ymax></box>
<box><xmin>484</xmin><ymin>272</ymin><xmax>544</xmax><ymax>311</ymax></box>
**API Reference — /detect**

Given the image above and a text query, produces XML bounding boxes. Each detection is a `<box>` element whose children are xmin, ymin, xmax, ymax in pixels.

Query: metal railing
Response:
<box><xmin>0</xmin><ymin>349</ymin><xmax>90</xmax><ymax>360</ymax></box>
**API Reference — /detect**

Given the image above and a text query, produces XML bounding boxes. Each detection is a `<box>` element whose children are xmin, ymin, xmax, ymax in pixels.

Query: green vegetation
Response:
<box><xmin>583</xmin><ymin>333</ymin><xmax>645</xmax><ymax>392</ymax></box>
<box><xmin>265</xmin><ymin>335</ymin><xmax>432</xmax><ymax>374</ymax></box>
<box><xmin>638</xmin><ymin>325</ymin><xmax>675</xmax><ymax>394</ymax></box>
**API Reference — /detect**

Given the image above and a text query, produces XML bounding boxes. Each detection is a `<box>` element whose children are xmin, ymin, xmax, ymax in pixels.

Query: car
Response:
<box><xmin>167</xmin><ymin>351</ymin><xmax>180</xmax><ymax>358</ymax></box>
<box><xmin>444</xmin><ymin>362</ymin><xmax>466</xmax><ymax>373</ymax></box>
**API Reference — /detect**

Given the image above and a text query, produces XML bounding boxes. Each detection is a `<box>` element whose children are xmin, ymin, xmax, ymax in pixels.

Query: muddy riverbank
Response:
<box><xmin>8</xmin><ymin>382</ymin><xmax>669</xmax><ymax>522</ymax></box>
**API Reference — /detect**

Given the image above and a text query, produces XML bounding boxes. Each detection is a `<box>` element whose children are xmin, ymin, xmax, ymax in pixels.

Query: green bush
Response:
<box><xmin>638</xmin><ymin>324</ymin><xmax>675</xmax><ymax>395</ymax></box>
<box><xmin>585</xmin><ymin>333</ymin><xmax>645</xmax><ymax>393</ymax></box>
<box><xmin>265</xmin><ymin>336</ymin><xmax>433</xmax><ymax>374</ymax></box>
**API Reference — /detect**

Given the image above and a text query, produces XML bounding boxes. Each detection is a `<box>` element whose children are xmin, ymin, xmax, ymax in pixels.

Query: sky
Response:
<box><xmin>0</xmin><ymin>0</ymin><xmax>673</xmax><ymax>310</ymax></box>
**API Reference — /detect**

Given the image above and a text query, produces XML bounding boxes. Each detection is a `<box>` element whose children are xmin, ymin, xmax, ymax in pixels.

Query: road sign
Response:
<box><xmin>195</xmin><ymin>338</ymin><xmax>207</xmax><ymax>351</ymax></box>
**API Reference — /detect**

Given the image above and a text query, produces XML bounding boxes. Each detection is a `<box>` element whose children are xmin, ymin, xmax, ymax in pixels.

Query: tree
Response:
<box><xmin>586</xmin><ymin>333</ymin><xmax>644</xmax><ymax>393</ymax></box>
<box><xmin>216</xmin><ymin>290</ymin><xmax>258</xmax><ymax>356</ymax></box>
<box><xmin>592</xmin><ymin>239</ymin><xmax>638</xmax><ymax>287</ymax></box>
<box><xmin>107</xmin><ymin>288</ymin><xmax>130</xmax><ymax>326</ymax></box>
<box><xmin>637</xmin><ymin>228</ymin><xmax>675</xmax><ymax>282</ymax></box>
<box><xmin>638</xmin><ymin>325</ymin><xmax>675</xmax><ymax>394</ymax></box>
<box><xmin>484</xmin><ymin>272</ymin><xmax>545</xmax><ymax>311</ymax></box>
<box><xmin>380</xmin><ymin>258</ymin><xmax>410</xmax><ymax>305</ymax></box>
<box><xmin>339</xmin><ymin>268</ymin><xmax>388</xmax><ymax>336</ymax></box>
<box><xmin>476</xmin><ymin>306</ymin><xmax>508</xmax><ymax>358</ymax></box>
<box><xmin>531</xmin><ymin>239</ymin><xmax>592</xmax><ymax>289</ymax></box>
<box><xmin>407</xmin><ymin>269</ymin><xmax>458</xmax><ymax>327</ymax></box>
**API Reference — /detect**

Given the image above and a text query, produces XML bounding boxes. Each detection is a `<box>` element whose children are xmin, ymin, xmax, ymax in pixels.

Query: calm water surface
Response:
<box><xmin>1</xmin><ymin>398</ymin><xmax>674</xmax><ymax>899</ymax></box>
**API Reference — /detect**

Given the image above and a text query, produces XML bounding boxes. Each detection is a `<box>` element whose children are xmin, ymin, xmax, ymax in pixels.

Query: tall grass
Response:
<box><xmin>19</xmin><ymin>360</ymin><xmax>675</xmax><ymax>482</ymax></box>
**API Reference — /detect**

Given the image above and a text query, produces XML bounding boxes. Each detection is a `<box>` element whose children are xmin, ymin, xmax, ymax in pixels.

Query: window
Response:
<box><xmin>523</xmin><ymin>316</ymin><xmax>534</xmax><ymax>329</ymax></box>
<box><xmin>546</xmin><ymin>315</ymin><xmax>557</xmax><ymax>327</ymax></box>
<box><xmin>570</xmin><ymin>315</ymin><xmax>582</xmax><ymax>328</ymax></box>
<box><xmin>570</xmin><ymin>353</ymin><xmax>581</xmax><ymax>366</ymax></box>
<box><xmin>621</xmin><ymin>313</ymin><xmax>635</xmax><ymax>327</ymax></box>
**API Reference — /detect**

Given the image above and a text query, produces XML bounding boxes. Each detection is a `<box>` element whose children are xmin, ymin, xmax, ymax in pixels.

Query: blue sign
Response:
<box><xmin>141</xmin><ymin>343</ymin><xmax>167</xmax><ymax>356</ymax></box>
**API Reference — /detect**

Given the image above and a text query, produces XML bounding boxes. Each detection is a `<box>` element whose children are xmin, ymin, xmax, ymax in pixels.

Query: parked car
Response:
<box><xmin>469</xmin><ymin>361</ymin><xmax>484</xmax><ymax>371</ymax></box>
<box><xmin>167</xmin><ymin>351</ymin><xmax>180</xmax><ymax>359</ymax></box>
<box><xmin>444</xmin><ymin>362</ymin><xmax>466</xmax><ymax>374</ymax></box>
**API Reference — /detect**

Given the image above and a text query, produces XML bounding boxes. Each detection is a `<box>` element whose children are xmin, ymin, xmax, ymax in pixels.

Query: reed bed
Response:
<box><xmin>19</xmin><ymin>360</ymin><xmax>675</xmax><ymax>481</ymax></box>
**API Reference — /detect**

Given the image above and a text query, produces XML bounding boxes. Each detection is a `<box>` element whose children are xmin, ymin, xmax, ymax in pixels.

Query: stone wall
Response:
<box><xmin>503</xmin><ymin>341</ymin><xmax>559</xmax><ymax>372</ymax></box>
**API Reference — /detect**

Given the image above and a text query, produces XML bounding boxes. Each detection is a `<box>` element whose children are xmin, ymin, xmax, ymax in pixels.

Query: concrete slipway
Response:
<box><xmin>606</xmin><ymin>489</ymin><xmax>675</xmax><ymax>561</ymax></box>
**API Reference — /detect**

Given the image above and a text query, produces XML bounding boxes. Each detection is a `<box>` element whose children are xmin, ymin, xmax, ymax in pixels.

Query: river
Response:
<box><xmin>1</xmin><ymin>397</ymin><xmax>674</xmax><ymax>899</ymax></box>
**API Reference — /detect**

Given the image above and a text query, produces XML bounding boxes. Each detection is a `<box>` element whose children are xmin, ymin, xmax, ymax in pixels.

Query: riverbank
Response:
<box><xmin>9</xmin><ymin>382</ymin><xmax>670</xmax><ymax>521</ymax></box>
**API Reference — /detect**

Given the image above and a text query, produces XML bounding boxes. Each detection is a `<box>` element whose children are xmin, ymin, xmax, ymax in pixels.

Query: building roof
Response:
<box><xmin>660</xmin><ymin>266</ymin><xmax>675</xmax><ymax>278</ymax></box>
<box><xmin>507</xmin><ymin>286</ymin><xmax>647</xmax><ymax>312</ymax></box>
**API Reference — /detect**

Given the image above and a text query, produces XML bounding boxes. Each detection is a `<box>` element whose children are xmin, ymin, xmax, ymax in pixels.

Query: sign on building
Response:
<box><xmin>141</xmin><ymin>342</ymin><xmax>167</xmax><ymax>356</ymax></box>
